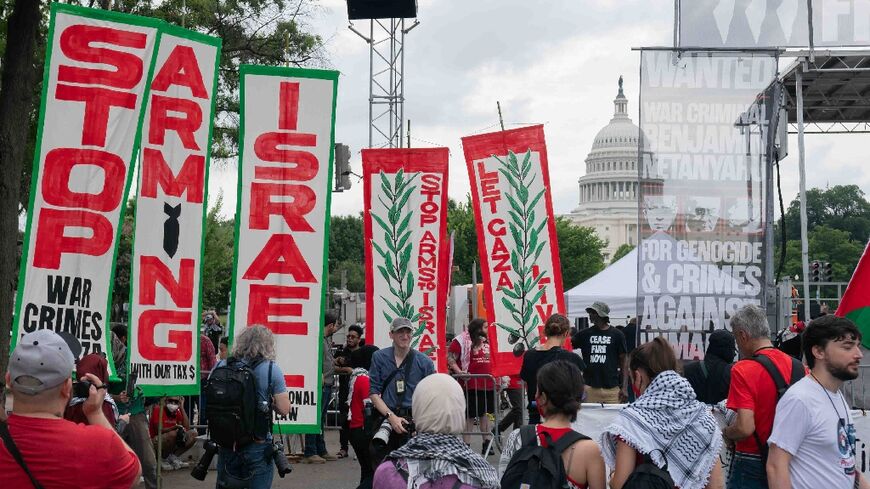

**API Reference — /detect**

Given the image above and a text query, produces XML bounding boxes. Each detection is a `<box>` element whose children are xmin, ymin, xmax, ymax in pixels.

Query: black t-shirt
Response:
<box><xmin>571</xmin><ymin>327</ymin><xmax>627</xmax><ymax>388</ymax></box>
<box><xmin>520</xmin><ymin>348</ymin><xmax>586</xmax><ymax>401</ymax></box>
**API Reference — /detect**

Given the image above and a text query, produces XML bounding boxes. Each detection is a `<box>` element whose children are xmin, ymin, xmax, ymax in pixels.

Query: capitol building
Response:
<box><xmin>565</xmin><ymin>77</ymin><xmax>640</xmax><ymax>262</ymax></box>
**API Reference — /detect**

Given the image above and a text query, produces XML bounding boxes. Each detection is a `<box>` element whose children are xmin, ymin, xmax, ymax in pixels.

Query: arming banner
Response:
<box><xmin>362</xmin><ymin>149</ymin><xmax>450</xmax><ymax>372</ymax></box>
<box><xmin>13</xmin><ymin>4</ymin><xmax>161</xmax><ymax>376</ymax></box>
<box><xmin>462</xmin><ymin>126</ymin><xmax>566</xmax><ymax>376</ymax></box>
<box><xmin>637</xmin><ymin>51</ymin><xmax>776</xmax><ymax>359</ymax></box>
<box><xmin>231</xmin><ymin>66</ymin><xmax>338</xmax><ymax>433</ymax></box>
<box><xmin>127</xmin><ymin>26</ymin><xmax>221</xmax><ymax>396</ymax></box>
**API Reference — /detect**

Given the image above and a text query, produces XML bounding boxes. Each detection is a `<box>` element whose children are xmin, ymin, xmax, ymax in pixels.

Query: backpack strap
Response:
<box><xmin>551</xmin><ymin>430</ymin><xmax>588</xmax><ymax>455</ymax></box>
<box><xmin>0</xmin><ymin>421</ymin><xmax>44</xmax><ymax>489</ymax></box>
<box><xmin>700</xmin><ymin>361</ymin><xmax>709</xmax><ymax>379</ymax></box>
<box><xmin>518</xmin><ymin>424</ymin><xmax>538</xmax><ymax>447</ymax></box>
<box><xmin>748</xmin><ymin>353</ymin><xmax>803</xmax><ymax>456</ymax></box>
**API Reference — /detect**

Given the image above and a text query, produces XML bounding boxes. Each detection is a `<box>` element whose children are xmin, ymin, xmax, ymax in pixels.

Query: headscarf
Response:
<box><xmin>388</xmin><ymin>374</ymin><xmax>498</xmax><ymax>489</ymax></box>
<box><xmin>599</xmin><ymin>370</ymin><xmax>722</xmax><ymax>489</ymax></box>
<box><xmin>65</xmin><ymin>353</ymin><xmax>118</xmax><ymax>425</ymax></box>
<box><xmin>411</xmin><ymin>373</ymin><xmax>465</xmax><ymax>434</ymax></box>
<box><xmin>346</xmin><ymin>367</ymin><xmax>368</xmax><ymax>420</ymax></box>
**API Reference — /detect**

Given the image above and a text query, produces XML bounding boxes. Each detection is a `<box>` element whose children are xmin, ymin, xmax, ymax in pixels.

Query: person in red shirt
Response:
<box><xmin>63</xmin><ymin>353</ymin><xmax>118</xmax><ymax>427</ymax></box>
<box><xmin>348</xmin><ymin>354</ymin><xmax>375</xmax><ymax>489</ymax></box>
<box><xmin>723</xmin><ymin>304</ymin><xmax>805</xmax><ymax>489</ymax></box>
<box><xmin>449</xmin><ymin>319</ymin><xmax>495</xmax><ymax>454</ymax></box>
<box><xmin>148</xmin><ymin>396</ymin><xmax>197</xmax><ymax>470</ymax></box>
<box><xmin>1</xmin><ymin>330</ymin><xmax>141</xmax><ymax>488</ymax></box>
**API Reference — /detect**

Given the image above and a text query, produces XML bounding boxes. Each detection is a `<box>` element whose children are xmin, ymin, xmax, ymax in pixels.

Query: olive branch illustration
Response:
<box><xmin>370</xmin><ymin>170</ymin><xmax>430</xmax><ymax>350</ymax></box>
<box><xmin>491</xmin><ymin>150</ymin><xmax>548</xmax><ymax>356</ymax></box>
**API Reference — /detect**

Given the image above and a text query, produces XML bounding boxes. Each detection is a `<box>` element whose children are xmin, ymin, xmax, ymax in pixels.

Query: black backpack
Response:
<box><xmin>622</xmin><ymin>451</ymin><xmax>675</xmax><ymax>489</ymax></box>
<box><xmin>749</xmin><ymin>353</ymin><xmax>805</xmax><ymax>465</ymax></box>
<box><xmin>501</xmin><ymin>425</ymin><xmax>588</xmax><ymax>489</ymax></box>
<box><xmin>204</xmin><ymin>357</ymin><xmax>268</xmax><ymax>448</ymax></box>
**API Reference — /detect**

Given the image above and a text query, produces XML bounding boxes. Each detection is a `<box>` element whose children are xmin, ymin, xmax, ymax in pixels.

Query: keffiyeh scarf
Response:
<box><xmin>387</xmin><ymin>432</ymin><xmax>499</xmax><ymax>489</ymax></box>
<box><xmin>456</xmin><ymin>330</ymin><xmax>472</xmax><ymax>372</ymax></box>
<box><xmin>599</xmin><ymin>370</ymin><xmax>722</xmax><ymax>489</ymax></box>
<box><xmin>346</xmin><ymin>367</ymin><xmax>368</xmax><ymax>420</ymax></box>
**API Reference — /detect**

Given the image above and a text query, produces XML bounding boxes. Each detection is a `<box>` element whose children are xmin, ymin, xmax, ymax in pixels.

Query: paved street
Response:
<box><xmin>139</xmin><ymin>429</ymin><xmax>501</xmax><ymax>489</ymax></box>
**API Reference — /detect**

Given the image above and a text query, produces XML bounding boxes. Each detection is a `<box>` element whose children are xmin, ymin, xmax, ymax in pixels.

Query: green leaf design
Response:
<box><xmin>501</xmin><ymin>297</ymin><xmax>519</xmax><ymax>314</ymax></box>
<box><xmin>372</xmin><ymin>241</ymin><xmax>388</xmax><ymax>259</ymax></box>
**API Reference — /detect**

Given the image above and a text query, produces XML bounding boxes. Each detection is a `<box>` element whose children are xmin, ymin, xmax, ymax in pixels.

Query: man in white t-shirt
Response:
<box><xmin>767</xmin><ymin>315</ymin><xmax>870</xmax><ymax>489</ymax></box>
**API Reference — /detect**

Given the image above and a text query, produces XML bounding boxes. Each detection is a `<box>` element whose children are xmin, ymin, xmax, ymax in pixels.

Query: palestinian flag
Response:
<box><xmin>836</xmin><ymin>240</ymin><xmax>870</xmax><ymax>348</ymax></box>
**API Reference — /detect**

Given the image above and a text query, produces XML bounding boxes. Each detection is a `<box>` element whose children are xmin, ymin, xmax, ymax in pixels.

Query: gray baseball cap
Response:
<box><xmin>390</xmin><ymin>317</ymin><xmax>414</xmax><ymax>332</ymax></box>
<box><xmin>586</xmin><ymin>301</ymin><xmax>611</xmax><ymax>320</ymax></box>
<box><xmin>8</xmin><ymin>330</ymin><xmax>75</xmax><ymax>395</ymax></box>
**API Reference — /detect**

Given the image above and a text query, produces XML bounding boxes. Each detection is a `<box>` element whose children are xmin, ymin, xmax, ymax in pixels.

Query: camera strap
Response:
<box><xmin>0</xmin><ymin>421</ymin><xmax>45</xmax><ymax>489</ymax></box>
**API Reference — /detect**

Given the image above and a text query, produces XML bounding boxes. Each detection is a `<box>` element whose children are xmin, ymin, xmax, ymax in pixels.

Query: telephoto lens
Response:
<box><xmin>190</xmin><ymin>440</ymin><xmax>219</xmax><ymax>481</ymax></box>
<box><xmin>271</xmin><ymin>441</ymin><xmax>292</xmax><ymax>477</ymax></box>
<box><xmin>176</xmin><ymin>425</ymin><xmax>187</xmax><ymax>448</ymax></box>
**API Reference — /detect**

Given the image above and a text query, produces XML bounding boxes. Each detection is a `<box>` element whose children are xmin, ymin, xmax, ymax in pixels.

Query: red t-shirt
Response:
<box><xmin>537</xmin><ymin>425</ymin><xmax>587</xmax><ymax>489</ymax></box>
<box><xmin>726</xmin><ymin>348</ymin><xmax>801</xmax><ymax>454</ymax></box>
<box><xmin>148</xmin><ymin>404</ymin><xmax>187</xmax><ymax>438</ymax></box>
<box><xmin>507</xmin><ymin>374</ymin><xmax>522</xmax><ymax>390</ymax></box>
<box><xmin>0</xmin><ymin>414</ymin><xmax>140</xmax><ymax>488</ymax></box>
<box><xmin>349</xmin><ymin>375</ymin><xmax>371</xmax><ymax>429</ymax></box>
<box><xmin>449</xmin><ymin>340</ymin><xmax>494</xmax><ymax>390</ymax></box>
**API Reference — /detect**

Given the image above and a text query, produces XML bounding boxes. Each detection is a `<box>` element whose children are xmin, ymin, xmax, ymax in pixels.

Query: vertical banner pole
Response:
<box><xmin>796</xmin><ymin>66</ymin><xmax>812</xmax><ymax>323</ymax></box>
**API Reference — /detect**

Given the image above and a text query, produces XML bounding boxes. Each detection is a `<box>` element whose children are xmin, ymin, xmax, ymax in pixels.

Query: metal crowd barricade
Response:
<box><xmin>451</xmin><ymin>373</ymin><xmax>503</xmax><ymax>458</ymax></box>
<box><xmin>843</xmin><ymin>365</ymin><xmax>870</xmax><ymax>410</ymax></box>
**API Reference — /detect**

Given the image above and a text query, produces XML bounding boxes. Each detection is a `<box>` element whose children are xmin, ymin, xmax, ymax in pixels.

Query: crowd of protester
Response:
<box><xmin>1</xmin><ymin>303</ymin><xmax>868</xmax><ymax>489</ymax></box>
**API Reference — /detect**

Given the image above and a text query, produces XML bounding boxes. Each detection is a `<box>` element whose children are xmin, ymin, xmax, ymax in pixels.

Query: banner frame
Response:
<box><xmin>125</xmin><ymin>23</ymin><xmax>223</xmax><ymax>397</ymax></box>
<box><xmin>12</xmin><ymin>3</ymin><xmax>164</xmax><ymax>381</ymax></box>
<box><xmin>229</xmin><ymin>64</ymin><xmax>338</xmax><ymax>434</ymax></box>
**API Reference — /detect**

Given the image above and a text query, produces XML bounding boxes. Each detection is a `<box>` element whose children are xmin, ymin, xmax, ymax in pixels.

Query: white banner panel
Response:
<box><xmin>128</xmin><ymin>27</ymin><xmax>221</xmax><ymax>396</ymax></box>
<box><xmin>231</xmin><ymin>66</ymin><xmax>338</xmax><ymax>434</ymax></box>
<box><xmin>13</xmin><ymin>4</ymin><xmax>161</xmax><ymax>377</ymax></box>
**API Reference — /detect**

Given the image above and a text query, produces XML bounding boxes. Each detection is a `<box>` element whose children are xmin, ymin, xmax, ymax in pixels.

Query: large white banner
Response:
<box><xmin>231</xmin><ymin>66</ymin><xmax>338</xmax><ymax>434</ymax></box>
<box><xmin>680</xmin><ymin>0</ymin><xmax>870</xmax><ymax>48</ymax></box>
<box><xmin>127</xmin><ymin>27</ymin><xmax>221</xmax><ymax>396</ymax></box>
<box><xmin>13</xmin><ymin>4</ymin><xmax>161</xmax><ymax>376</ymax></box>
<box><xmin>637</xmin><ymin>51</ymin><xmax>777</xmax><ymax>360</ymax></box>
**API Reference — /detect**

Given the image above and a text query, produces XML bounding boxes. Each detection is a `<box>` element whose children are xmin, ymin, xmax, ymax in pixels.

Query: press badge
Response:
<box><xmin>396</xmin><ymin>379</ymin><xmax>406</xmax><ymax>394</ymax></box>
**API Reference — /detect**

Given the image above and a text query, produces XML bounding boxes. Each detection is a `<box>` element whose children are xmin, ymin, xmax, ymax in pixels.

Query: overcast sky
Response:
<box><xmin>206</xmin><ymin>0</ymin><xmax>870</xmax><ymax>219</ymax></box>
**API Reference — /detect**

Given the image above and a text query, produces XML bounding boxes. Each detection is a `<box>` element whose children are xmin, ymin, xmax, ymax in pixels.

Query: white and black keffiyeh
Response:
<box><xmin>346</xmin><ymin>367</ymin><xmax>368</xmax><ymax>420</ymax></box>
<box><xmin>387</xmin><ymin>432</ymin><xmax>499</xmax><ymax>489</ymax></box>
<box><xmin>599</xmin><ymin>370</ymin><xmax>722</xmax><ymax>489</ymax></box>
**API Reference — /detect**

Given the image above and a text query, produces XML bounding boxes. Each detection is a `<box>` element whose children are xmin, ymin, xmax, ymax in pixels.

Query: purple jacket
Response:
<box><xmin>373</xmin><ymin>459</ymin><xmax>483</xmax><ymax>489</ymax></box>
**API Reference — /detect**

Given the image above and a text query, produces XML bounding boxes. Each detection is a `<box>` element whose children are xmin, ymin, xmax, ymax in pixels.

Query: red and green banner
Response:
<box><xmin>12</xmin><ymin>3</ymin><xmax>162</xmax><ymax>378</ymax></box>
<box><xmin>836</xmin><ymin>240</ymin><xmax>870</xmax><ymax>348</ymax></box>
<box><xmin>461</xmin><ymin>125</ymin><xmax>566</xmax><ymax>376</ymax></box>
<box><xmin>127</xmin><ymin>26</ymin><xmax>221</xmax><ymax>396</ymax></box>
<box><xmin>230</xmin><ymin>66</ymin><xmax>338</xmax><ymax>434</ymax></box>
<box><xmin>362</xmin><ymin>149</ymin><xmax>450</xmax><ymax>372</ymax></box>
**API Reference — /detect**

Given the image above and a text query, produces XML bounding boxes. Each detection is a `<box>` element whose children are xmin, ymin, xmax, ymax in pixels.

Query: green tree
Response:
<box><xmin>200</xmin><ymin>194</ymin><xmax>235</xmax><ymax>312</ymax></box>
<box><xmin>611</xmin><ymin>243</ymin><xmax>635</xmax><ymax>264</ymax></box>
<box><xmin>328</xmin><ymin>214</ymin><xmax>365</xmax><ymax>291</ymax></box>
<box><xmin>779</xmin><ymin>225</ymin><xmax>864</xmax><ymax>283</ymax></box>
<box><xmin>554</xmin><ymin>217</ymin><xmax>606</xmax><ymax>289</ymax></box>
<box><xmin>447</xmin><ymin>197</ymin><xmax>481</xmax><ymax>285</ymax></box>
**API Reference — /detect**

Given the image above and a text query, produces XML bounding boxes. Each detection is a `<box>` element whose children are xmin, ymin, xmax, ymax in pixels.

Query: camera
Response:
<box><xmin>190</xmin><ymin>440</ymin><xmax>219</xmax><ymax>481</ymax></box>
<box><xmin>372</xmin><ymin>418</ymin><xmax>392</xmax><ymax>447</ymax></box>
<box><xmin>175</xmin><ymin>426</ymin><xmax>187</xmax><ymax>449</ymax></box>
<box><xmin>270</xmin><ymin>440</ymin><xmax>292</xmax><ymax>477</ymax></box>
<box><xmin>73</xmin><ymin>380</ymin><xmax>92</xmax><ymax>398</ymax></box>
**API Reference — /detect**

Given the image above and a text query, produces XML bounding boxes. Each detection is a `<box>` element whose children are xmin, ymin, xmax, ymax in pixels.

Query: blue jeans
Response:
<box><xmin>304</xmin><ymin>385</ymin><xmax>332</xmax><ymax>457</ymax></box>
<box><xmin>216</xmin><ymin>442</ymin><xmax>273</xmax><ymax>489</ymax></box>
<box><xmin>727</xmin><ymin>452</ymin><xmax>768</xmax><ymax>489</ymax></box>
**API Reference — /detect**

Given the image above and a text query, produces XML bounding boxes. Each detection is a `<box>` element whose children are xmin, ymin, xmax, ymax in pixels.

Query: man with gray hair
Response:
<box><xmin>0</xmin><ymin>330</ymin><xmax>141</xmax><ymax>487</ymax></box>
<box><xmin>723</xmin><ymin>304</ymin><xmax>806</xmax><ymax>489</ymax></box>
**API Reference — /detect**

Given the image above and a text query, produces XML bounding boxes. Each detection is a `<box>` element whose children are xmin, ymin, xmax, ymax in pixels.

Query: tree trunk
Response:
<box><xmin>0</xmin><ymin>0</ymin><xmax>42</xmax><ymax>408</ymax></box>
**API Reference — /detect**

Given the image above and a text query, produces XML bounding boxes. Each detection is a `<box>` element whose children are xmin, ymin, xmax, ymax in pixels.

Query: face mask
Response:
<box><xmin>166</xmin><ymin>403</ymin><xmax>179</xmax><ymax>414</ymax></box>
<box><xmin>631</xmin><ymin>383</ymin><xmax>642</xmax><ymax>398</ymax></box>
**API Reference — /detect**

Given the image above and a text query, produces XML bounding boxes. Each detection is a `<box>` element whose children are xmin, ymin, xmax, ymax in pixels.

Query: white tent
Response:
<box><xmin>565</xmin><ymin>248</ymin><xmax>638</xmax><ymax>325</ymax></box>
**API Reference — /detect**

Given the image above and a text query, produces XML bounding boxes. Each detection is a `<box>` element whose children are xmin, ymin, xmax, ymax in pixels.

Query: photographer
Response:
<box><xmin>63</xmin><ymin>353</ymin><xmax>119</xmax><ymax>427</ymax></box>
<box><xmin>148</xmin><ymin>396</ymin><xmax>197</xmax><ymax>470</ymax></box>
<box><xmin>211</xmin><ymin>325</ymin><xmax>291</xmax><ymax>489</ymax></box>
<box><xmin>368</xmin><ymin>317</ymin><xmax>435</xmax><ymax>468</ymax></box>
<box><xmin>0</xmin><ymin>330</ymin><xmax>141</xmax><ymax>488</ymax></box>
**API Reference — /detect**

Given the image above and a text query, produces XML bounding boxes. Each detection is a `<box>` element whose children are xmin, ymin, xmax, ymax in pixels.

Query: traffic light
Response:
<box><xmin>810</xmin><ymin>260</ymin><xmax>821</xmax><ymax>282</ymax></box>
<box><xmin>821</xmin><ymin>261</ymin><xmax>832</xmax><ymax>282</ymax></box>
<box><xmin>334</xmin><ymin>143</ymin><xmax>351</xmax><ymax>192</ymax></box>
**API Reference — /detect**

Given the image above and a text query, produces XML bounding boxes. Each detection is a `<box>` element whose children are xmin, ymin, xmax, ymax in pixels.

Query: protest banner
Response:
<box><xmin>12</xmin><ymin>4</ymin><xmax>161</xmax><ymax>377</ymax></box>
<box><xmin>231</xmin><ymin>66</ymin><xmax>338</xmax><ymax>433</ymax></box>
<box><xmin>362</xmin><ymin>149</ymin><xmax>450</xmax><ymax>372</ymax></box>
<box><xmin>637</xmin><ymin>51</ymin><xmax>776</xmax><ymax>359</ymax></box>
<box><xmin>127</xmin><ymin>26</ymin><xmax>221</xmax><ymax>396</ymax></box>
<box><xmin>680</xmin><ymin>0</ymin><xmax>870</xmax><ymax>49</ymax></box>
<box><xmin>462</xmin><ymin>126</ymin><xmax>566</xmax><ymax>376</ymax></box>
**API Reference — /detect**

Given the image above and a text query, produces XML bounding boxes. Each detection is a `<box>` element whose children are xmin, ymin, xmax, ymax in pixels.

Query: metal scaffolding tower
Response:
<box><xmin>350</xmin><ymin>18</ymin><xmax>419</xmax><ymax>148</ymax></box>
